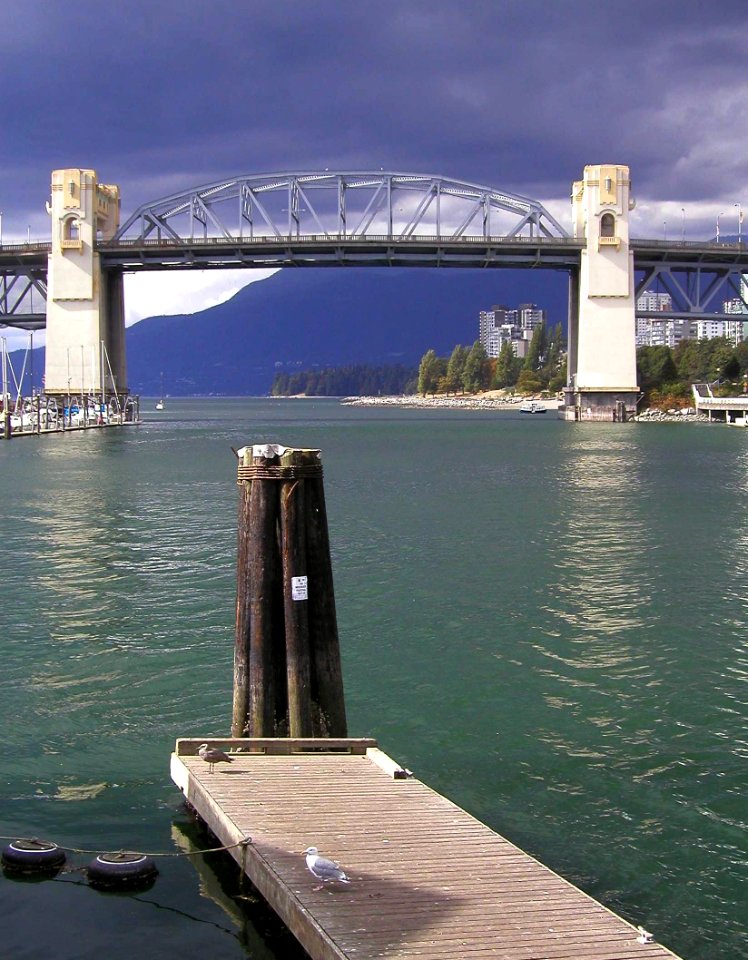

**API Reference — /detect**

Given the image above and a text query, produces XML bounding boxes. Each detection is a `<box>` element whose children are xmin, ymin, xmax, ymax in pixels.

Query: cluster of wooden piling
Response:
<box><xmin>232</xmin><ymin>444</ymin><xmax>347</xmax><ymax>739</ymax></box>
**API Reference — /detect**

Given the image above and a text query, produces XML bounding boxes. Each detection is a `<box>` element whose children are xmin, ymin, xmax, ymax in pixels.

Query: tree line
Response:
<box><xmin>637</xmin><ymin>336</ymin><xmax>748</xmax><ymax>404</ymax></box>
<box><xmin>271</xmin><ymin>364</ymin><xmax>418</xmax><ymax>396</ymax></box>
<box><xmin>268</xmin><ymin>332</ymin><xmax>748</xmax><ymax>404</ymax></box>
<box><xmin>417</xmin><ymin>322</ymin><xmax>566</xmax><ymax>395</ymax></box>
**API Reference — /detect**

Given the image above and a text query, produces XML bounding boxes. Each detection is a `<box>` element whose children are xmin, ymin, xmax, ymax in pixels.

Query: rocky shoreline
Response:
<box><xmin>341</xmin><ymin>395</ymin><xmax>713</xmax><ymax>423</ymax></box>
<box><xmin>633</xmin><ymin>407</ymin><xmax>710</xmax><ymax>423</ymax></box>
<box><xmin>341</xmin><ymin>395</ymin><xmax>561</xmax><ymax>411</ymax></box>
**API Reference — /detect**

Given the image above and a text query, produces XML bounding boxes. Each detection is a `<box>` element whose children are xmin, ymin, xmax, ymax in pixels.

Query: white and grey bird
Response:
<box><xmin>636</xmin><ymin>926</ymin><xmax>654</xmax><ymax>944</ymax></box>
<box><xmin>197</xmin><ymin>743</ymin><xmax>233</xmax><ymax>774</ymax></box>
<box><xmin>303</xmin><ymin>846</ymin><xmax>351</xmax><ymax>890</ymax></box>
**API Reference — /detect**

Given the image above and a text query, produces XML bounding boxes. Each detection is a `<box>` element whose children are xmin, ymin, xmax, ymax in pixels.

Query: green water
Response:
<box><xmin>0</xmin><ymin>399</ymin><xmax>745</xmax><ymax>959</ymax></box>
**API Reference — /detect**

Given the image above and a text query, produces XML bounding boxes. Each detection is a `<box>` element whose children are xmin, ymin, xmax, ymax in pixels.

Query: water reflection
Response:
<box><xmin>1</xmin><ymin>404</ymin><xmax>746</xmax><ymax>960</ymax></box>
<box><xmin>548</xmin><ymin>430</ymin><xmax>653</xmax><ymax>642</ymax></box>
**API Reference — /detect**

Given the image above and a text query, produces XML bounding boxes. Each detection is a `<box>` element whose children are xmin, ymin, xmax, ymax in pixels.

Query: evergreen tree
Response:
<box><xmin>493</xmin><ymin>341</ymin><xmax>521</xmax><ymax>388</ymax></box>
<box><xmin>516</xmin><ymin>367</ymin><xmax>544</xmax><ymax>394</ymax></box>
<box><xmin>523</xmin><ymin>321</ymin><xmax>548</xmax><ymax>372</ymax></box>
<box><xmin>548</xmin><ymin>358</ymin><xmax>567</xmax><ymax>394</ymax></box>
<box><xmin>445</xmin><ymin>344</ymin><xmax>468</xmax><ymax>393</ymax></box>
<box><xmin>462</xmin><ymin>341</ymin><xmax>490</xmax><ymax>393</ymax></box>
<box><xmin>637</xmin><ymin>345</ymin><xmax>677</xmax><ymax>393</ymax></box>
<box><xmin>270</xmin><ymin>363</ymin><xmax>418</xmax><ymax>397</ymax></box>
<box><xmin>417</xmin><ymin>350</ymin><xmax>442</xmax><ymax>395</ymax></box>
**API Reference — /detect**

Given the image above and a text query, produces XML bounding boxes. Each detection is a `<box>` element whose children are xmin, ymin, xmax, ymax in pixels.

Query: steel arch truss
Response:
<box><xmin>635</xmin><ymin>261</ymin><xmax>748</xmax><ymax>320</ymax></box>
<box><xmin>0</xmin><ymin>267</ymin><xmax>47</xmax><ymax>330</ymax></box>
<box><xmin>114</xmin><ymin>172</ymin><xmax>568</xmax><ymax>244</ymax></box>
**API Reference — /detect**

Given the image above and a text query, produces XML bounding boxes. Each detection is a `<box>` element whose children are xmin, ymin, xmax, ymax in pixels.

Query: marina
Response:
<box><xmin>1</xmin><ymin>337</ymin><xmax>139</xmax><ymax>438</ymax></box>
<box><xmin>0</xmin><ymin>394</ymin><xmax>140</xmax><ymax>437</ymax></box>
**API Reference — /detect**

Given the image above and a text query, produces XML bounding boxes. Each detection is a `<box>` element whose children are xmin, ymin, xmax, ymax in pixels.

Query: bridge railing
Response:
<box><xmin>0</xmin><ymin>242</ymin><xmax>52</xmax><ymax>253</ymax></box>
<box><xmin>98</xmin><ymin>233</ymin><xmax>584</xmax><ymax>248</ymax></box>
<box><xmin>1</xmin><ymin>237</ymin><xmax>744</xmax><ymax>253</ymax></box>
<box><xmin>632</xmin><ymin>238</ymin><xmax>747</xmax><ymax>250</ymax></box>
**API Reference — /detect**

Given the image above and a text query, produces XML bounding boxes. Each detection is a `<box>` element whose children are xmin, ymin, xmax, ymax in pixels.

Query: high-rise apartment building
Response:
<box><xmin>635</xmin><ymin>290</ymin><xmax>691</xmax><ymax>347</ymax></box>
<box><xmin>635</xmin><ymin>288</ymin><xmax>745</xmax><ymax>347</ymax></box>
<box><xmin>518</xmin><ymin>303</ymin><xmax>546</xmax><ymax>333</ymax></box>
<box><xmin>479</xmin><ymin>302</ymin><xmax>544</xmax><ymax>358</ymax></box>
<box><xmin>696</xmin><ymin>318</ymin><xmax>744</xmax><ymax>344</ymax></box>
<box><xmin>636</xmin><ymin>290</ymin><xmax>672</xmax><ymax>314</ymax></box>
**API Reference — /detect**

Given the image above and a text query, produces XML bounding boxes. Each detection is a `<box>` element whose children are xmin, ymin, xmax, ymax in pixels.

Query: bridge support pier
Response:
<box><xmin>44</xmin><ymin>169</ymin><xmax>127</xmax><ymax>401</ymax></box>
<box><xmin>563</xmin><ymin>165</ymin><xmax>639</xmax><ymax>421</ymax></box>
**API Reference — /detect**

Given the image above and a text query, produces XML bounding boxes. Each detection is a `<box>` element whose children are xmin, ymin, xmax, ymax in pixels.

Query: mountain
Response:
<box><xmin>8</xmin><ymin>267</ymin><xmax>568</xmax><ymax>396</ymax></box>
<box><xmin>126</xmin><ymin>268</ymin><xmax>568</xmax><ymax>395</ymax></box>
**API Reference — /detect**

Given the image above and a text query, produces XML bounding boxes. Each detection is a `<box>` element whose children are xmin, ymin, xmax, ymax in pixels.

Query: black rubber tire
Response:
<box><xmin>1</xmin><ymin>839</ymin><xmax>66</xmax><ymax>873</ymax></box>
<box><xmin>86</xmin><ymin>852</ymin><xmax>158</xmax><ymax>888</ymax></box>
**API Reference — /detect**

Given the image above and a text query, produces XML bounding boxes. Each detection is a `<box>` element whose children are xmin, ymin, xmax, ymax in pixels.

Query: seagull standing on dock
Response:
<box><xmin>197</xmin><ymin>743</ymin><xmax>233</xmax><ymax>774</ymax></box>
<box><xmin>303</xmin><ymin>846</ymin><xmax>351</xmax><ymax>891</ymax></box>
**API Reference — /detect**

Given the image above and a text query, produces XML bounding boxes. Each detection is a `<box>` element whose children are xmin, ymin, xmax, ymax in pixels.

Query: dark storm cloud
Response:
<box><xmin>2</xmin><ymin>0</ymin><xmax>747</xmax><ymax>237</ymax></box>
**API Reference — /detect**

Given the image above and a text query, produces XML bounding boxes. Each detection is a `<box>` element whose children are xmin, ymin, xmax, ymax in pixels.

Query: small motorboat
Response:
<box><xmin>519</xmin><ymin>401</ymin><xmax>547</xmax><ymax>414</ymax></box>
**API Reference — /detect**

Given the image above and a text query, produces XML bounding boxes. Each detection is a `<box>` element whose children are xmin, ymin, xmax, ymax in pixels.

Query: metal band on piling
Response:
<box><xmin>237</xmin><ymin>464</ymin><xmax>323</xmax><ymax>482</ymax></box>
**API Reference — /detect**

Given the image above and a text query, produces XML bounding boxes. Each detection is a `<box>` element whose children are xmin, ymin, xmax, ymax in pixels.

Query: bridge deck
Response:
<box><xmin>171</xmin><ymin>738</ymin><xmax>681</xmax><ymax>960</ymax></box>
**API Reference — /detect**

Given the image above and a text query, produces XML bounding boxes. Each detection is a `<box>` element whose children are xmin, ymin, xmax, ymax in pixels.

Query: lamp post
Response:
<box><xmin>735</xmin><ymin>202</ymin><xmax>742</xmax><ymax>243</ymax></box>
<box><xmin>0</xmin><ymin>210</ymin><xmax>3</xmax><ymax>246</ymax></box>
<box><xmin>681</xmin><ymin>208</ymin><xmax>685</xmax><ymax>243</ymax></box>
<box><xmin>717</xmin><ymin>212</ymin><xmax>723</xmax><ymax>242</ymax></box>
<box><xmin>663</xmin><ymin>220</ymin><xmax>667</xmax><ymax>241</ymax></box>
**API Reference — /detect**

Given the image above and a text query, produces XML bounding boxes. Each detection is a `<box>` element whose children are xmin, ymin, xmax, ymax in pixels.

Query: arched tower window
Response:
<box><xmin>600</xmin><ymin>212</ymin><xmax>616</xmax><ymax>238</ymax></box>
<box><xmin>64</xmin><ymin>217</ymin><xmax>79</xmax><ymax>241</ymax></box>
<box><xmin>61</xmin><ymin>215</ymin><xmax>82</xmax><ymax>249</ymax></box>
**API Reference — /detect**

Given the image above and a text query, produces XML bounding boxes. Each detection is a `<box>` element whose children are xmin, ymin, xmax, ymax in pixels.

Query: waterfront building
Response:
<box><xmin>696</xmin><ymin>318</ymin><xmax>744</xmax><ymax>345</ymax></box>
<box><xmin>518</xmin><ymin>303</ymin><xmax>546</xmax><ymax>333</ymax></box>
<box><xmin>644</xmin><ymin>319</ymin><xmax>694</xmax><ymax>348</ymax></box>
<box><xmin>635</xmin><ymin>290</ymin><xmax>675</xmax><ymax>346</ymax></box>
<box><xmin>479</xmin><ymin>302</ymin><xmax>543</xmax><ymax>358</ymax></box>
<box><xmin>723</xmin><ymin>294</ymin><xmax>748</xmax><ymax>343</ymax></box>
<box><xmin>637</xmin><ymin>290</ymin><xmax>672</xmax><ymax>314</ymax></box>
<box><xmin>635</xmin><ymin>289</ymin><xmax>745</xmax><ymax>347</ymax></box>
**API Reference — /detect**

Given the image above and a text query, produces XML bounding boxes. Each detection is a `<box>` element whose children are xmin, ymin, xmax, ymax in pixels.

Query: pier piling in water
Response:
<box><xmin>232</xmin><ymin>444</ymin><xmax>347</xmax><ymax>738</ymax></box>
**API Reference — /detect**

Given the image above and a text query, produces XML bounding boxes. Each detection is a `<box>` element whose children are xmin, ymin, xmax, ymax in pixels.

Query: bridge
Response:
<box><xmin>1</xmin><ymin>167</ymin><xmax>747</xmax><ymax>421</ymax></box>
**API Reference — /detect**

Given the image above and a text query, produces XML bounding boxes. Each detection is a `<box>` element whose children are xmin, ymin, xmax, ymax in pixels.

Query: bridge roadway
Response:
<box><xmin>172</xmin><ymin>736</ymin><xmax>682</xmax><ymax>960</ymax></box>
<box><xmin>3</xmin><ymin>235</ymin><xmax>748</xmax><ymax>271</ymax></box>
<box><xmin>3</xmin><ymin>235</ymin><xmax>748</xmax><ymax>327</ymax></box>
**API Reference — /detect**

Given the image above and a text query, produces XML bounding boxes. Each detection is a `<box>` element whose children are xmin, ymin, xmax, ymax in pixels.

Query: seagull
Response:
<box><xmin>303</xmin><ymin>846</ymin><xmax>351</xmax><ymax>891</ymax></box>
<box><xmin>197</xmin><ymin>743</ymin><xmax>233</xmax><ymax>774</ymax></box>
<box><xmin>637</xmin><ymin>926</ymin><xmax>654</xmax><ymax>944</ymax></box>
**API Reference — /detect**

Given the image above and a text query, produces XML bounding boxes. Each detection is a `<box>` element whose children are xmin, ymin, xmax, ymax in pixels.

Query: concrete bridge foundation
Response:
<box><xmin>44</xmin><ymin>169</ymin><xmax>127</xmax><ymax>400</ymax></box>
<box><xmin>562</xmin><ymin>164</ymin><xmax>639</xmax><ymax>421</ymax></box>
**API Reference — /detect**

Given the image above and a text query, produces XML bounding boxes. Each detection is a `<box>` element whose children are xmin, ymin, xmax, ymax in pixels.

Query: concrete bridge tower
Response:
<box><xmin>44</xmin><ymin>169</ymin><xmax>127</xmax><ymax>399</ymax></box>
<box><xmin>563</xmin><ymin>164</ymin><xmax>639</xmax><ymax>421</ymax></box>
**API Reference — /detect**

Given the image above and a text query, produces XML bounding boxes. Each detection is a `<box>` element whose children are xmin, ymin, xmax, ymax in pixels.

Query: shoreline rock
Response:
<box><xmin>341</xmin><ymin>395</ymin><xmax>717</xmax><ymax>423</ymax></box>
<box><xmin>341</xmin><ymin>395</ymin><xmax>562</xmax><ymax>411</ymax></box>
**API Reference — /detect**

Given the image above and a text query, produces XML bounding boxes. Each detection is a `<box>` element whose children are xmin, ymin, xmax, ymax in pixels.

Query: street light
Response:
<box><xmin>681</xmin><ymin>208</ymin><xmax>685</xmax><ymax>243</ymax></box>
<box><xmin>717</xmin><ymin>212</ymin><xmax>724</xmax><ymax>241</ymax></box>
<box><xmin>735</xmin><ymin>202</ymin><xmax>743</xmax><ymax>243</ymax></box>
<box><xmin>0</xmin><ymin>210</ymin><xmax>3</xmax><ymax>246</ymax></box>
<box><xmin>663</xmin><ymin>220</ymin><xmax>667</xmax><ymax>241</ymax></box>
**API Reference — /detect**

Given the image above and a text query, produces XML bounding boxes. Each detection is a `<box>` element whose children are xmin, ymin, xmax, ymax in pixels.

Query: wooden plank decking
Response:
<box><xmin>171</xmin><ymin>738</ymin><xmax>683</xmax><ymax>960</ymax></box>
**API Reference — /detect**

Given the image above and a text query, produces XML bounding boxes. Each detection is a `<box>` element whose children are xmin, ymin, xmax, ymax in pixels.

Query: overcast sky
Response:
<box><xmin>2</xmin><ymin>0</ymin><xmax>748</xmax><ymax>346</ymax></box>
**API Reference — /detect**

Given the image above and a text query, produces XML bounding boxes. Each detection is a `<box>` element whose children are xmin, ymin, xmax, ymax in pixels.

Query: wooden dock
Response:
<box><xmin>171</xmin><ymin>738</ymin><xmax>683</xmax><ymax>960</ymax></box>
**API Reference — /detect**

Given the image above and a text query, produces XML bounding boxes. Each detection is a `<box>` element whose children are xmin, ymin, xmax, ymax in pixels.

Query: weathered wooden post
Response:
<box><xmin>232</xmin><ymin>444</ymin><xmax>347</xmax><ymax>738</ymax></box>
